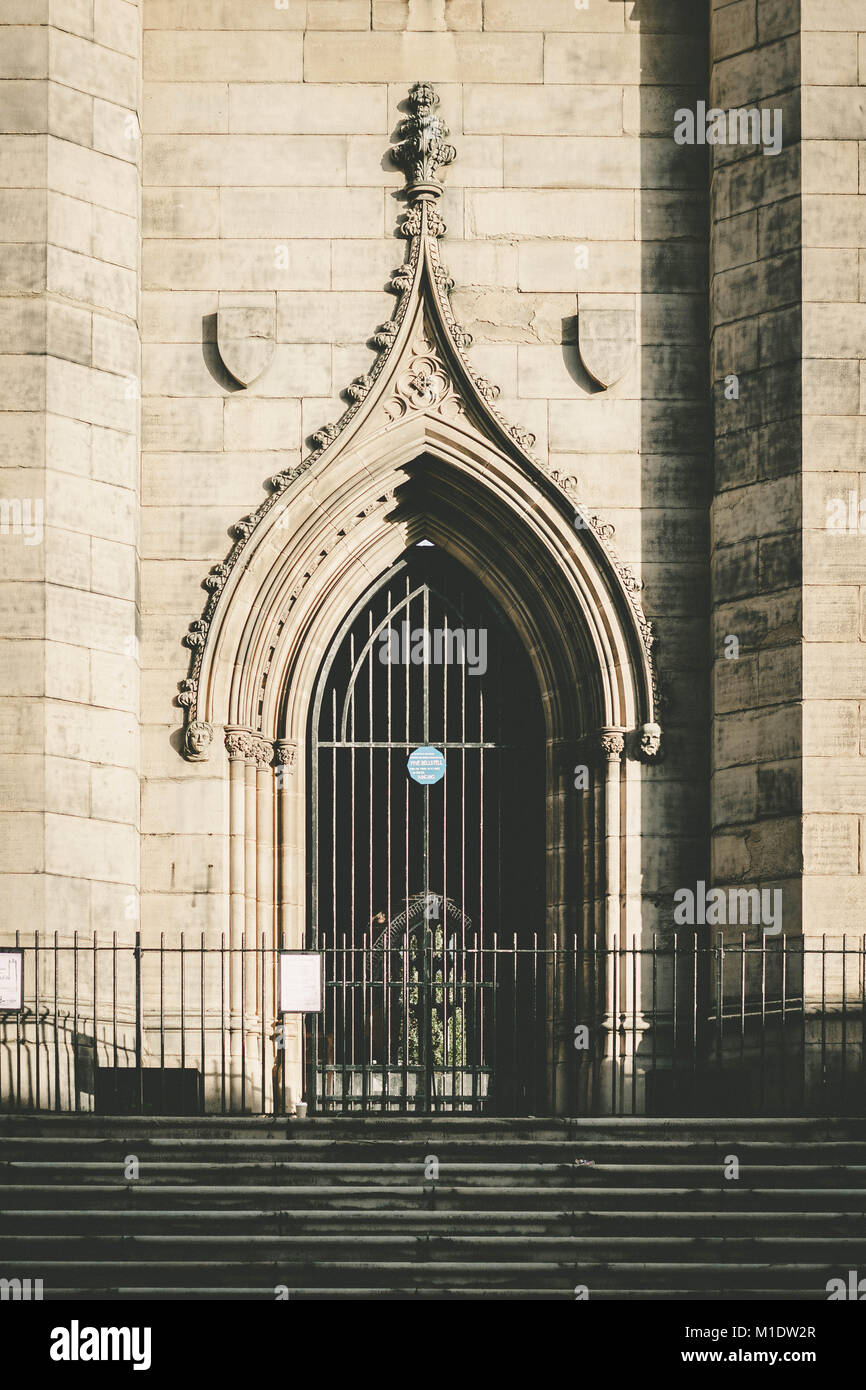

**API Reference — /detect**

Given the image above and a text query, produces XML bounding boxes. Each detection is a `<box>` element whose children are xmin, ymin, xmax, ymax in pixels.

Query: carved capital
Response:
<box><xmin>392</xmin><ymin>82</ymin><xmax>456</xmax><ymax>202</ymax></box>
<box><xmin>596</xmin><ymin>728</ymin><xmax>626</xmax><ymax>763</ymax></box>
<box><xmin>224</xmin><ymin>727</ymin><xmax>256</xmax><ymax>763</ymax></box>
<box><xmin>274</xmin><ymin>739</ymin><xmax>297</xmax><ymax>789</ymax></box>
<box><xmin>250</xmin><ymin>735</ymin><xmax>274</xmax><ymax>769</ymax></box>
<box><xmin>274</xmin><ymin>740</ymin><xmax>297</xmax><ymax>769</ymax></box>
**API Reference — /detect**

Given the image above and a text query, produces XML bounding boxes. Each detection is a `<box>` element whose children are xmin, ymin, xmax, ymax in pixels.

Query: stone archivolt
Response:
<box><xmin>178</xmin><ymin>81</ymin><xmax>660</xmax><ymax>764</ymax></box>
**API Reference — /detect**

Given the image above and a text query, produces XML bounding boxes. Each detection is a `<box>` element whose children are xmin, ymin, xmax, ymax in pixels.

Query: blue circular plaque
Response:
<box><xmin>407</xmin><ymin>746</ymin><xmax>446</xmax><ymax>785</ymax></box>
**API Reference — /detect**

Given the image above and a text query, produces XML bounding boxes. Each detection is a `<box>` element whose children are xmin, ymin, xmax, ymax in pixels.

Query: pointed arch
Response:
<box><xmin>177</xmin><ymin>114</ymin><xmax>659</xmax><ymax>758</ymax></box>
<box><xmin>174</xmin><ymin>82</ymin><xmax>660</xmax><ymax>1115</ymax></box>
<box><xmin>190</xmin><ymin>418</ymin><xmax>656</xmax><ymax>750</ymax></box>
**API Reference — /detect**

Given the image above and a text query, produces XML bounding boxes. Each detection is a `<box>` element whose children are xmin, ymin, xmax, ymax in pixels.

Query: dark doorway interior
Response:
<box><xmin>309</xmin><ymin>546</ymin><xmax>545</xmax><ymax>1112</ymax></box>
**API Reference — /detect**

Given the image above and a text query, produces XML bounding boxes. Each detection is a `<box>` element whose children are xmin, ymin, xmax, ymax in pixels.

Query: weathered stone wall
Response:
<box><xmin>710</xmin><ymin>0</ymin><xmax>866</xmax><ymax>944</ymax></box>
<box><xmin>800</xmin><ymin>0</ymin><xmax>866</xmax><ymax>938</ymax></box>
<box><xmin>709</xmin><ymin>0</ymin><xmax>803</xmax><ymax>935</ymax></box>
<box><xmin>0</xmin><ymin>0</ymin><xmax>141</xmax><ymax>945</ymax></box>
<box><xmin>138</xmin><ymin>0</ymin><xmax>711</xmax><ymax>947</ymax></box>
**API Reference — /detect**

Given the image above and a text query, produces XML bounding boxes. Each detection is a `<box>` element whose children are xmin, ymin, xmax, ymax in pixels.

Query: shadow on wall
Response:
<box><xmin>632</xmin><ymin>0</ymin><xmax>712</xmax><ymax>1105</ymax></box>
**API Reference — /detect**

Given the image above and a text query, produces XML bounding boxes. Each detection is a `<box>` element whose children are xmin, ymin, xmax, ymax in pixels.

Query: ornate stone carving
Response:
<box><xmin>183</xmin><ymin>719</ymin><xmax>213</xmax><ymax>762</ymax></box>
<box><xmin>385</xmin><ymin>333</ymin><xmax>462</xmax><ymax>422</ymax></box>
<box><xmin>274</xmin><ymin>739</ymin><xmax>297</xmax><ymax>789</ymax></box>
<box><xmin>390</xmin><ymin>265</ymin><xmax>413</xmax><ymax>294</ymax></box>
<box><xmin>597</xmin><ymin>729</ymin><xmax>626</xmax><ymax>763</ymax></box>
<box><xmin>249</xmin><ymin>735</ymin><xmax>274</xmax><ymax>769</ymax></box>
<box><xmin>177</xmin><ymin>83</ymin><xmax>662</xmax><ymax>755</ymax></box>
<box><xmin>475</xmin><ymin>376</ymin><xmax>500</xmax><ymax>404</ymax></box>
<box><xmin>401</xmin><ymin>204</ymin><xmax>446</xmax><ymax>239</ymax></box>
<box><xmin>391</xmin><ymin>81</ymin><xmax>456</xmax><ymax>199</ymax></box>
<box><xmin>204</xmin><ymin>563</ymin><xmax>229</xmax><ymax>594</ymax></box>
<box><xmin>432</xmin><ymin>263</ymin><xmax>454</xmax><ymax>296</ymax></box>
<box><xmin>177</xmin><ymin>677</ymin><xmax>197</xmax><ymax>711</ymax></box>
<box><xmin>346</xmin><ymin>374</ymin><xmax>373</xmax><ymax>403</ymax></box>
<box><xmin>183</xmin><ymin>619</ymin><xmax>207</xmax><ymax>651</ymax></box>
<box><xmin>270</xmin><ymin>460</ymin><xmax>310</xmax><ymax>493</ymax></box>
<box><xmin>310</xmin><ymin>423</ymin><xmax>339</xmax><ymax>452</ymax></box>
<box><xmin>224</xmin><ymin>729</ymin><xmax>274</xmax><ymax>768</ymax></box>
<box><xmin>591</xmin><ymin>516</ymin><xmax>616</xmax><ymax>540</ymax></box>
<box><xmin>274</xmin><ymin>740</ymin><xmax>297</xmax><ymax>769</ymax></box>
<box><xmin>510</xmin><ymin>424</ymin><xmax>537</xmax><ymax>452</ymax></box>
<box><xmin>638</xmin><ymin>722</ymin><xmax>662</xmax><ymax>760</ymax></box>
<box><xmin>225</xmin><ymin>728</ymin><xmax>256</xmax><ymax>763</ymax></box>
<box><xmin>371</xmin><ymin>321</ymin><xmax>399</xmax><ymax>351</ymax></box>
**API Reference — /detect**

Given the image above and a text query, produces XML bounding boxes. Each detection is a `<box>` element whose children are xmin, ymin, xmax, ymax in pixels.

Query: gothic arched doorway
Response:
<box><xmin>308</xmin><ymin>545</ymin><xmax>545</xmax><ymax>1112</ymax></box>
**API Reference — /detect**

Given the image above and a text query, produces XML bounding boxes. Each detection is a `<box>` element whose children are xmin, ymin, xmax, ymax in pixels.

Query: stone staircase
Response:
<box><xmin>1</xmin><ymin>1115</ymin><xmax>864</xmax><ymax>1300</ymax></box>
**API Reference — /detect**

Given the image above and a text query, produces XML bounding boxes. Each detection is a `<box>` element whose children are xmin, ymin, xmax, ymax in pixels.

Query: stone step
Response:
<box><xmin>2</xmin><ymin>1115</ymin><xmax>861</xmax><ymax>1300</ymax></box>
<box><xmin>3</xmin><ymin>1160</ymin><xmax>864</xmax><ymax>1187</ymax></box>
<box><xmin>2</xmin><ymin>1233</ymin><xmax>864</xmax><ymax>1264</ymax></box>
<box><xmin>0</xmin><ymin>1259</ymin><xmax>848</xmax><ymax>1291</ymax></box>
<box><xmin>2</xmin><ymin>1183</ymin><xmax>863</xmax><ymax>1211</ymax></box>
<box><xmin>4</xmin><ymin>1137</ymin><xmax>866</xmax><ymax>1163</ymax></box>
<box><xmin>3</xmin><ymin>1116</ymin><xmax>864</xmax><ymax>1141</ymax></box>
<box><xmin>2</xmin><ymin>1208</ymin><xmax>864</xmax><ymax>1236</ymax></box>
<box><xmin>38</xmin><ymin>1285</ymin><xmax>828</xmax><ymax>1301</ymax></box>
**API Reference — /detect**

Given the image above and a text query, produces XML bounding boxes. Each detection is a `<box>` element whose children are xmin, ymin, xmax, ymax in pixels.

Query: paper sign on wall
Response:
<box><xmin>0</xmin><ymin>951</ymin><xmax>23</xmax><ymax>1011</ymax></box>
<box><xmin>279</xmin><ymin>951</ymin><xmax>323</xmax><ymax>1013</ymax></box>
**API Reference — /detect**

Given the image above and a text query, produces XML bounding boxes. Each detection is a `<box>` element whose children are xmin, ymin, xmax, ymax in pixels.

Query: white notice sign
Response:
<box><xmin>279</xmin><ymin>951</ymin><xmax>323</xmax><ymax>1013</ymax></box>
<box><xmin>0</xmin><ymin>952</ymin><xmax>23</xmax><ymax>1011</ymax></box>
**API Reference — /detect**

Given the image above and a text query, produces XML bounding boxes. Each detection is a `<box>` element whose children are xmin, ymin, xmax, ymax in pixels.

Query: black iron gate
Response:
<box><xmin>308</xmin><ymin>548</ymin><xmax>545</xmax><ymax>1113</ymax></box>
<box><xmin>2</xmin><ymin>932</ymin><xmax>866</xmax><ymax>1115</ymax></box>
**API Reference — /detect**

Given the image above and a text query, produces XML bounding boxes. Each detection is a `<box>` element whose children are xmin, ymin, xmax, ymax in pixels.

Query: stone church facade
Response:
<box><xmin>1</xmin><ymin>0</ymin><xmax>864</xmax><ymax>1115</ymax></box>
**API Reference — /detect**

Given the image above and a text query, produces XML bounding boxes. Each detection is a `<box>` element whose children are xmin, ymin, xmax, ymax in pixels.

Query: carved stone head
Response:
<box><xmin>184</xmin><ymin>720</ymin><xmax>213</xmax><ymax>762</ymax></box>
<box><xmin>639</xmin><ymin>722</ymin><xmax>662</xmax><ymax>759</ymax></box>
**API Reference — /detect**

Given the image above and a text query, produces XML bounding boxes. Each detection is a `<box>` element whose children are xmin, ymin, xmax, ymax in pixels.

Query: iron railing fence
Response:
<box><xmin>0</xmin><ymin>931</ymin><xmax>863</xmax><ymax>1116</ymax></box>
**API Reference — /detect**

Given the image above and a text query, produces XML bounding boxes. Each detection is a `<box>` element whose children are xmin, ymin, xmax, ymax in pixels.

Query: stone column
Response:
<box><xmin>595</xmin><ymin>728</ymin><xmax>628</xmax><ymax>1111</ymax></box>
<box><xmin>224</xmin><ymin>727</ymin><xmax>252</xmax><ymax>1105</ymax></box>
<box><xmin>274</xmin><ymin>738</ymin><xmax>302</xmax><ymax>1113</ymax></box>
<box><xmin>274</xmin><ymin>740</ymin><xmax>297</xmax><ymax>950</ymax></box>
<box><xmin>598</xmin><ymin>729</ymin><xmax>625</xmax><ymax>946</ymax></box>
<box><xmin>0</xmin><ymin>1</ymin><xmax>142</xmax><ymax>1108</ymax></box>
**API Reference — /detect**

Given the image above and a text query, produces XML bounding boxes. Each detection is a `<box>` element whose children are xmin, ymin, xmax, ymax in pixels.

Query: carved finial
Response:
<box><xmin>392</xmin><ymin>82</ymin><xmax>456</xmax><ymax>202</ymax></box>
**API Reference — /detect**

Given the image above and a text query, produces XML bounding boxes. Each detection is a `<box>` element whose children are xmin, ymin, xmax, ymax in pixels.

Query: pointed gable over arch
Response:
<box><xmin>178</xmin><ymin>83</ymin><xmax>660</xmax><ymax>760</ymax></box>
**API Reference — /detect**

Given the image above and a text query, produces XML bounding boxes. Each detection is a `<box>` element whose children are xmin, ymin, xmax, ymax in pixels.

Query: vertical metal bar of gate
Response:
<box><xmin>861</xmin><ymin>935</ymin><xmax>866</xmax><ymax>1109</ymax></box>
<box><xmin>72</xmin><ymin>930</ymin><xmax>79</xmax><ymax>1113</ymax></box>
<box><xmin>159</xmin><ymin>932</ymin><xmax>165</xmax><ymax>1112</ymax></box>
<box><xmin>841</xmin><ymin>934</ymin><xmax>848</xmax><ymax>1107</ymax></box>
<box><xmin>34</xmin><ymin>929</ymin><xmax>40</xmax><ymax>1110</ymax></box>
<box><xmin>135</xmin><ymin>930</ymin><xmax>143</xmax><ymax>1114</ymax></box>
<box><xmin>201</xmin><ymin>932</ymin><xmax>207</xmax><ymax>1114</ymax></box>
<box><xmin>112</xmin><ymin>930</ymin><xmax>118</xmax><ymax>1111</ymax></box>
<box><xmin>220</xmin><ymin>932</ymin><xmax>226</xmax><ymax>1114</ymax></box>
<box><xmin>53</xmin><ymin>931</ymin><xmax>59</xmax><ymax>1111</ymax></box>
<box><xmin>3</xmin><ymin>935</ymin><xmax>866</xmax><ymax>1118</ymax></box>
